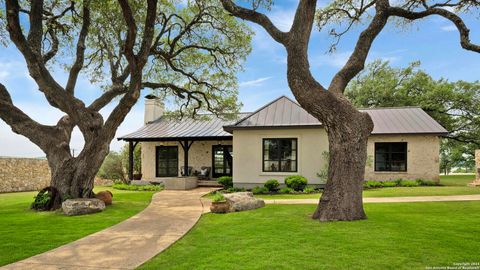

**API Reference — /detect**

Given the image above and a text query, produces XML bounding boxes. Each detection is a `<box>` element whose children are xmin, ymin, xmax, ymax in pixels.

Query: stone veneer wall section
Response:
<box><xmin>0</xmin><ymin>157</ymin><xmax>51</xmax><ymax>193</ymax></box>
<box><xmin>141</xmin><ymin>140</ymin><xmax>233</xmax><ymax>180</ymax></box>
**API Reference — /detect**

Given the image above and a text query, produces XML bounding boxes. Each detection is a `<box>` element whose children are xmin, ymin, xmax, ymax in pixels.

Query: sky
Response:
<box><xmin>1</xmin><ymin>0</ymin><xmax>479</xmax><ymax>158</ymax></box>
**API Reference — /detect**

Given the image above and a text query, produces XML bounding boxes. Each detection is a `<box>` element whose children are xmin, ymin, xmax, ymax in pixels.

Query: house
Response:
<box><xmin>119</xmin><ymin>95</ymin><xmax>448</xmax><ymax>188</ymax></box>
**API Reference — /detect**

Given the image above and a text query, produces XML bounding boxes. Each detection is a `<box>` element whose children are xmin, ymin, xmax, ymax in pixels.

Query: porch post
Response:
<box><xmin>128</xmin><ymin>141</ymin><xmax>134</xmax><ymax>181</ymax></box>
<box><xmin>180</xmin><ymin>140</ymin><xmax>194</xmax><ymax>176</ymax></box>
<box><xmin>184</xmin><ymin>139</ymin><xmax>189</xmax><ymax>176</ymax></box>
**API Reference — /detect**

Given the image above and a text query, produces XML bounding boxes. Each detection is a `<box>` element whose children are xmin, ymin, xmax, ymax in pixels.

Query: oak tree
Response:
<box><xmin>0</xmin><ymin>0</ymin><xmax>251</xmax><ymax>209</ymax></box>
<box><xmin>221</xmin><ymin>0</ymin><xmax>479</xmax><ymax>221</ymax></box>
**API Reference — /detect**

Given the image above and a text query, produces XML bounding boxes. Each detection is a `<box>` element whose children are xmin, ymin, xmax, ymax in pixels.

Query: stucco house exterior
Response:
<box><xmin>119</xmin><ymin>95</ymin><xmax>448</xmax><ymax>188</ymax></box>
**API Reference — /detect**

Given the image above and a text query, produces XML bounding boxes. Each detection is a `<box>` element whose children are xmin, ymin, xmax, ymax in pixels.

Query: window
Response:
<box><xmin>375</xmin><ymin>142</ymin><xmax>407</xmax><ymax>172</ymax></box>
<box><xmin>263</xmin><ymin>138</ymin><xmax>297</xmax><ymax>172</ymax></box>
<box><xmin>212</xmin><ymin>145</ymin><xmax>233</xmax><ymax>178</ymax></box>
<box><xmin>156</xmin><ymin>146</ymin><xmax>178</xmax><ymax>177</ymax></box>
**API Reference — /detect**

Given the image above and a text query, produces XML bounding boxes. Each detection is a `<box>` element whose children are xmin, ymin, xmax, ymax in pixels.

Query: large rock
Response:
<box><xmin>95</xmin><ymin>190</ymin><xmax>113</xmax><ymax>206</ymax></box>
<box><xmin>62</xmin><ymin>198</ymin><xmax>106</xmax><ymax>216</ymax></box>
<box><xmin>223</xmin><ymin>192</ymin><xmax>265</xmax><ymax>212</ymax></box>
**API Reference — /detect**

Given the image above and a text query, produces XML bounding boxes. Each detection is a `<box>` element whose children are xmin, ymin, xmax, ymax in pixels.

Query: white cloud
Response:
<box><xmin>313</xmin><ymin>51</ymin><xmax>353</xmax><ymax>68</ymax></box>
<box><xmin>269</xmin><ymin>7</ymin><xmax>296</xmax><ymax>32</ymax></box>
<box><xmin>239</xmin><ymin>76</ymin><xmax>273</xmax><ymax>87</ymax></box>
<box><xmin>440</xmin><ymin>25</ymin><xmax>457</xmax><ymax>32</ymax></box>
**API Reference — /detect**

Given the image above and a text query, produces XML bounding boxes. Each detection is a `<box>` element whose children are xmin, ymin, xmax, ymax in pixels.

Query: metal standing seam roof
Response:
<box><xmin>118</xmin><ymin>96</ymin><xmax>448</xmax><ymax>141</ymax></box>
<box><xmin>225</xmin><ymin>96</ymin><xmax>448</xmax><ymax>135</ymax></box>
<box><xmin>118</xmin><ymin>113</ymin><xmax>251</xmax><ymax>140</ymax></box>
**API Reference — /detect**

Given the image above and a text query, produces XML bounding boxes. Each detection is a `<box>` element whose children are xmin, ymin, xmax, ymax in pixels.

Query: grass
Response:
<box><xmin>255</xmin><ymin>174</ymin><xmax>479</xmax><ymax>200</ymax></box>
<box><xmin>140</xmin><ymin>202</ymin><xmax>480</xmax><ymax>270</ymax></box>
<box><xmin>0</xmin><ymin>187</ymin><xmax>155</xmax><ymax>267</ymax></box>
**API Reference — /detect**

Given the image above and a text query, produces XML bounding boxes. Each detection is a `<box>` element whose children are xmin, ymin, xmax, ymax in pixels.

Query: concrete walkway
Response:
<box><xmin>264</xmin><ymin>194</ymin><xmax>480</xmax><ymax>205</ymax></box>
<box><xmin>2</xmin><ymin>188</ymin><xmax>215</xmax><ymax>270</ymax></box>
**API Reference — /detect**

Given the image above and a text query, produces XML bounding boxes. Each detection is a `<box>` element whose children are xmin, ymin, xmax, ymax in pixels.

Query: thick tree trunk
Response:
<box><xmin>312</xmin><ymin>114</ymin><xmax>372</xmax><ymax>221</ymax></box>
<box><xmin>46</xmin><ymin>139</ymin><xmax>110</xmax><ymax>210</ymax></box>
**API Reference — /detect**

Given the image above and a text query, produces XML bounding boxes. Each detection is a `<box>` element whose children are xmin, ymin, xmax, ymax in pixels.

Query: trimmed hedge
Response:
<box><xmin>217</xmin><ymin>176</ymin><xmax>233</xmax><ymax>188</ymax></box>
<box><xmin>363</xmin><ymin>179</ymin><xmax>439</xmax><ymax>189</ymax></box>
<box><xmin>264</xmin><ymin>179</ymin><xmax>280</xmax><ymax>191</ymax></box>
<box><xmin>284</xmin><ymin>175</ymin><xmax>308</xmax><ymax>191</ymax></box>
<box><xmin>112</xmin><ymin>183</ymin><xmax>163</xmax><ymax>191</ymax></box>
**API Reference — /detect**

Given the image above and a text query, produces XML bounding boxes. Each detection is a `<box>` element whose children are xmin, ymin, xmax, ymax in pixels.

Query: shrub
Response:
<box><xmin>393</xmin><ymin>178</ymin><xmax>403</xmax><ymax>185</ymax></box>
<box><xmin>264</xmin><ymin>179</ymin><xmax>280</xmax><ymax>191</ymax></box>
<box><xmin>416</xmin><ymin>179</ymin><xmax>438</xmax><ymax>186</ymax></box>
<box><xmin>279</xmin><ymin>187</ymin><xmax>294</xmax><ymax>194</ymax></box>
<box><xmin>217</xmin><ymin>176</ymin><xmax>233</xmax><ymax>188</ymax></box>
<box><xmin>303</xmin><ymin>186</ymin><xmax>315</xmax><ymax>193</ymax></box>
<box><xmin>284</xmin><ymin>175</ymin><xmax>308</xmax><ymax>191</ymax></box>
<box><xmin>252</xmin><ymin>186</ymin><xmax>269</xmax><ymax>194</ymax></box>
<box><xmin>224</xmin><ymin>187</ymin><xmax>245</xmax><ymax>193</ymax></box>
<box><xmin>211</xmin><ymin>192</ymin><xmax>225</xmax><ymax>202</ymax></box>
<box><xmin>399</xmin><ymin>180</ymin><xmax>420</xmax><ymax>187</ymax></box>
<box><xmin>381</xmin><ymin>181</ymin><xmax>397</xmax><ymax>187</ymax></box>
<box><xmin>363</xmin><ymin>180</ymin><xmax>383</xmax><ymax>189</ymax></box>
<box><xmin>112</xmin><ymin>183</ymin><xmax>163</xmax><ymax>191</ymax></box>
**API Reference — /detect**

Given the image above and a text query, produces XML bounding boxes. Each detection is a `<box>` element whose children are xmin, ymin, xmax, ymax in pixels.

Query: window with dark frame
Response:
<box><xmin>263</xmin><ymin>138</ymin><xmax>297</xmax><ymax>172</ymax></box>
<box><xmin>156</xmin><ymin>146</ymin><xmax>178</xmax><ymax>177</ymax></box>
<box><xmin>374</xmin><ymin>142</ymin><xmax>407</xmax><ymax>172</ymax></box>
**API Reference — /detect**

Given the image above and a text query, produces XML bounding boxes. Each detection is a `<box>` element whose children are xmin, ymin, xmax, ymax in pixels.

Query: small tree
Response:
<box><xmin>98</xmin><ymin>151</ymin><xmax>125</xmax><ymax>182</ymax></box>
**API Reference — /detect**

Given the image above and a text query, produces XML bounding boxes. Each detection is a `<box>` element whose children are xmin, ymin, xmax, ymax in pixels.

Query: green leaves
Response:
<box><xmin>346</xmin><ymin>59</ymin><xmax>480</xmax><ymax>171</ymax></box>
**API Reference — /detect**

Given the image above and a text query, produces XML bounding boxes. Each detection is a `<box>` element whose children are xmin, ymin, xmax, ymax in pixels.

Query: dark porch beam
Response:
<box><xmin>128</xmin><ymin>141</ymin><xmax>140</xmax><ymax>181</ymax></box>
<box><xmin>128</xmin><ymin>141</ymin><xmax>134</xmax><ymax>181</ymax></box>
<box><xmin>179</xmin><ymin>140</ymin><xmax>194</xmax><ymax>176</ymax></box>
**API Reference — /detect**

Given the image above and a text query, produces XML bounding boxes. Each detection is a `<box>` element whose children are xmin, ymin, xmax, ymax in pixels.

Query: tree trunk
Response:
<box><xmin>312</xmin><ymin>115</ymin><xmax>372</xmax><ymax>221</ymax></box>
<box><xmin>46</xmin><ymin>139</ymin><xmax>110</xmax><ymax>210</ymax></box>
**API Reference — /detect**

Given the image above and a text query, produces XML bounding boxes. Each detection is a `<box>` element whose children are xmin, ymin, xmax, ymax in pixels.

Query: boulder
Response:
<box><xmin>223</xmin><ymin>192</ymin><xmax>265</xmax><ymax>212</ymax></box>
<box><xmin>95</xmin><ymin>190</ymin><xmax>113</xmax><ymax>206</ymax></box>
<box><xmin>62</xmin><ymin>198</ymin><xmax>106</xmax><ymax>216</ymax></box>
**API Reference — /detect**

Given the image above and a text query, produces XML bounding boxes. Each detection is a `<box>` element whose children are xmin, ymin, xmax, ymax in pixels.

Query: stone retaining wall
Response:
<box><xmin>0</xmin><ymin>157</ymin><xmax>51</xmax><ymax>193</ymax></box>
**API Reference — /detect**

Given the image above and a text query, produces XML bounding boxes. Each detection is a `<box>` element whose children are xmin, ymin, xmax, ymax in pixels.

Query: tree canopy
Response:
<box><xmin>0</xmin><ymin>0</ymin><xmax>252</xmax><ymax>208</ymax></box>
<box><xmin>346</xmin><ymin>60</ymin><xmax>479</xmax><ymax>171</ymax></box>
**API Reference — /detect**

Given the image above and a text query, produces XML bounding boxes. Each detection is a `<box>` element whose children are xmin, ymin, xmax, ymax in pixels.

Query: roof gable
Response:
<box><xmin>225</xmin><ymin>96</ymin><xmax>321</xmax><ymax>130</ymax></box>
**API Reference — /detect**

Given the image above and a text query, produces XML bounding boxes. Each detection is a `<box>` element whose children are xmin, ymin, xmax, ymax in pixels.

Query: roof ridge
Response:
<box><xmin>358</xmin><ymin>106</ymin><xmax>421</xmax><ymax>110</ymax></box>
<box><xmin>228</xmin><ymin>95</ymin><xmax>297</xmax><ymax>127</ymax></box>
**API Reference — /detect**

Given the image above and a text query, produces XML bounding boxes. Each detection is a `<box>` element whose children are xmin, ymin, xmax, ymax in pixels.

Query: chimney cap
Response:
<box><xmin>145</xmin><ymin>94</ymin><xmax>158</xmax><ymax>100</ymax></box>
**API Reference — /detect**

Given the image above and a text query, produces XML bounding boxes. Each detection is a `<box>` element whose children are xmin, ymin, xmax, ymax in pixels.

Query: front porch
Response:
<box><xmin>123</xmin><ymin>137</ymin><xmax>232</xmax><ymax>189</ymax></box>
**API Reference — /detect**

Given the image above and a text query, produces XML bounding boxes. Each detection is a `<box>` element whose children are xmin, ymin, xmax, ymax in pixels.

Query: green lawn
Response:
<box><xmin>0</xmin><ymin>187</ymin><xmax>155</xmax><ymax>267</ymax></box>
<box><xmin>255</xmin><ymin>174</ymin><xmax>479</xmax><ymax>200</ymax></box>
<box><xmin>140</xmin><ymin>202</ymin><xmax>480</xmax><ymax>270</ymax></box>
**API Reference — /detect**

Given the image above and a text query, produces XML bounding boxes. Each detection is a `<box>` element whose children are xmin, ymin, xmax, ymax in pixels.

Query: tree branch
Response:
<box><xmin>220</xmin><ymin>0</ymin><xmax>288</xmax><ymax>44</ymax></box>
<box><xmin>329</xmin><ymin>0</ymin><xmax>390</xmax><ymax>93</ymax></box>
<box><xmin>389</xmin><ymin>6</ymin><xmax>480</xmax><ymax>53</ymax></box>
<box><xmin>0</xmin><ymin>83</ymin><xmax>56</xmax><ymax>152</ymax></box>
<box><xmin>66</xmin><ymin>0</ymin><xmax>91</xmax><ymax>95</ymax></box>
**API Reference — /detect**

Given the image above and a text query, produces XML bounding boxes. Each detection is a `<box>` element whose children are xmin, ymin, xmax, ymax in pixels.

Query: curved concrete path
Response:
<box><xmin>2</xmin><ymin>188</ymin><xmax>215</xmax><ymax>270</ymax></box>
<box><xmin>264</xmin><ymin>194</ymin><xmax>480</xmax><ymax>205</ymax></box>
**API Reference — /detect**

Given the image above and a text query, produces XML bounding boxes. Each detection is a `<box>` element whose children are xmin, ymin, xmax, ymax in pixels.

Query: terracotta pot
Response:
<box><xmin>133</xmin><ymin>173</ymin><xmax>142</xmax><ymax>180</ymax></box>
<box><xmin>210</xmin><ymin>201</ymin><xmax>229</xmax><ymax>213</ymax></box>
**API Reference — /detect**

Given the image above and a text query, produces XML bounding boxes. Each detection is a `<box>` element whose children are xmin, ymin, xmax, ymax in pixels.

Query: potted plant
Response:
<box><xmin>210</xmin><ymin>192</ymin><xmax>229</xmax><ymax>213</ymax></box>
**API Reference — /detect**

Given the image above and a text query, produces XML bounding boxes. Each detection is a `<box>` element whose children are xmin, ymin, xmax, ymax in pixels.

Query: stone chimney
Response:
<box><xmin>144</xmin><ymin>94</ymin><xmax>164</xmax><ymax>124</ymax></box>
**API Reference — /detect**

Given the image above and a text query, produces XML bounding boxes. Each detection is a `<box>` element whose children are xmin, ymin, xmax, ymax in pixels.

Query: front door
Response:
<box><xmin>156</xmin><ymin>146</ymin><xmax>178</xmax><ymax>177</ymax></box>
<box><xmin>212</xmin><ymin>145</ymin><xmax>233</xmax><ymax>178</ymax></box>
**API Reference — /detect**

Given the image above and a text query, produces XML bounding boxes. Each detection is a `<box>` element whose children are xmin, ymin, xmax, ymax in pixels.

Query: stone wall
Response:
<box><xmin>476</xmin><ymin>150</ymin><xmax>480</xmax><ymax>181</ymax></box>
<box><xmin>0</xmin><ymin>157</ymin><xmax>51</xmax><ymax>193</ymax></box>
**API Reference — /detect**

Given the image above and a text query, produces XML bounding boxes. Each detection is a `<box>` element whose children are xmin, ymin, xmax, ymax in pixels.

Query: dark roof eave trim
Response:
<box><xmin>369</xmin><ymin>132</ymin><xmax>449</xmax><ymax>136</ymax></box>
<box><xmin>118</xmin><ymin>136</ymin><xmax>233</xmax><ymax>142</ymax></box>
